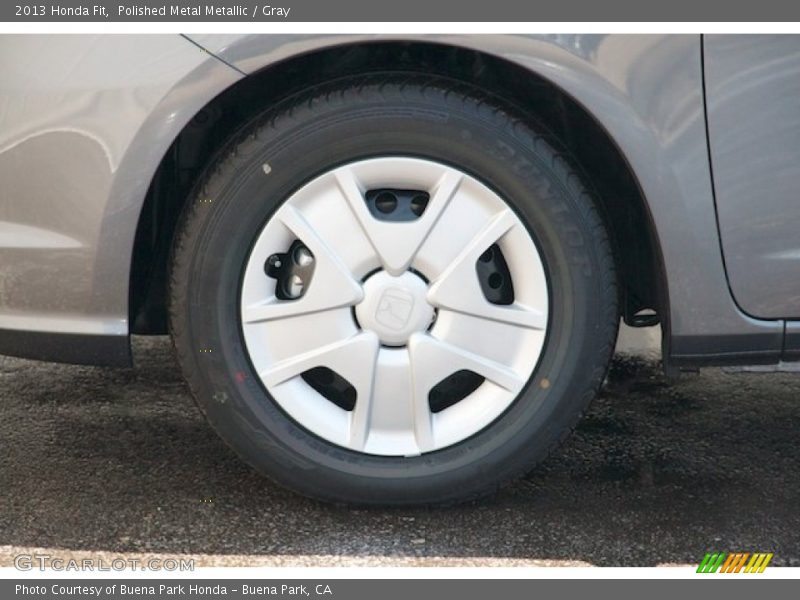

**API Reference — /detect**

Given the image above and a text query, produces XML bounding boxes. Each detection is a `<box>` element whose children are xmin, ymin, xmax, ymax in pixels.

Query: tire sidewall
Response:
<box><xmin>172</xmin><ymin>83</ymin><xmax>616</xmax><ymax>503</ymax></box>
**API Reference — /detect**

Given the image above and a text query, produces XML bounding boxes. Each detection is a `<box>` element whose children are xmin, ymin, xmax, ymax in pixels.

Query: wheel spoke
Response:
<box><xmin>261</xmin><ymin>330</ymin><xmax>379</xmax><ymax>393</ymax></box>
<box><xmin>351</xmin><ymin>348</ymin><xmax>433</xmax><ymax>455</ymax></box>
<box><xmin>335</xmin><ymin>166</ymin><xmax>462</xmax><ymax>275</ymax></box>
<box><xmin>408</xmin><ymin>333</ymin><xmax>526</xmax><ymax>395</ymax></box>
<box><xmin>241</xmin><ymin>205</ymin><xmax>363</xmax><ymax>324</ymax></box>
<box><xmin>427</xmin><ymin>210</ymin><xmax>547</xmax><ymax>330</ymax></box>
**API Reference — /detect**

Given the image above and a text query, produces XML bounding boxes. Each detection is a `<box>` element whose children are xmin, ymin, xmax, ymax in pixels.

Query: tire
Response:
<box><xmin>169</xmin><ymin>76</ymin><xmax>618</xmax><ymax>506</ymax></box>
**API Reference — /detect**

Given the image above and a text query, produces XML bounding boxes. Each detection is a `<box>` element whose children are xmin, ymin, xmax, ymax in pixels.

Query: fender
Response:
<box><xmin>0</xmin><ymin>34</ymin><xmax>239</xmax><ymax>364</ymax></box>
<box><xmin>185</xmin><ymin>33</ymin><xmax>785</xmax><ymax>364</ymax></box>
<box><xmin>0</xmin><ymin>34</ymin><xmax>783</xmax><ymax>366</ymax></box>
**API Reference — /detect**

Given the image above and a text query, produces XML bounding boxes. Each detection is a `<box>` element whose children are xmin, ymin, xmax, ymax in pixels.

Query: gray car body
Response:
<box><xmin>0</xmin><ymin>33</ymin><xmax>797</xmax><ymax>368</ymax></box>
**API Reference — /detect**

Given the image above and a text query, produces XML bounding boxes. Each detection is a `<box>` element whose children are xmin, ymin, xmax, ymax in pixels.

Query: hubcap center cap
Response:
<box><xmin>355</xmin><ymin>271</ymin><xmax>434</xmax><ymax>346</ymax></box>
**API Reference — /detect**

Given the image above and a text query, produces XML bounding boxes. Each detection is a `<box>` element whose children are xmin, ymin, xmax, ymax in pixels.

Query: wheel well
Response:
<box><xmin>130</xmin><ymin>41</ymin><xmax>666</xmax><ymax>335</ymax></box>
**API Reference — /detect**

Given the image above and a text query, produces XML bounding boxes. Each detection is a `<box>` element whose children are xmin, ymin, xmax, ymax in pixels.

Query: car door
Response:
<box><xmin>704</xmin><ymin>34</ymin><xmax>800</xmax><ymax>319</ymax></box>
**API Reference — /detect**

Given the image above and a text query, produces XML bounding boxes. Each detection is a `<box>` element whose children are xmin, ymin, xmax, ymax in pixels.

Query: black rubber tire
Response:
<box><xmin>169</xmin><ymin>76</ymin><xmax>618</xmax><ymax>506</ymax></box>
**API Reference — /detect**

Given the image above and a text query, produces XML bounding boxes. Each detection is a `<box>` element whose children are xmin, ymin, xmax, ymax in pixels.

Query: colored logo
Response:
<box><xmin>697</xmin><ymin>552</ymin><xmax>773</xmax><ymax>573</ymax></box>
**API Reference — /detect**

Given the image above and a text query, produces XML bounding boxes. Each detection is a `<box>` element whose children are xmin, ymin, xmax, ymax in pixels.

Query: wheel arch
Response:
<box><xmin>128</xmin><ymin>38</ymin><xmax>668</xmax><ymax>353</ymax></box>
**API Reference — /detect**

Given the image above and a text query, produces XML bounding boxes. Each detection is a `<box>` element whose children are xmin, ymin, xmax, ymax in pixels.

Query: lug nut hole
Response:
<box><xmin>410</xmin><ymin>194</ymin><xmax>428</xmax><ymax>216</ymax></box>
<box><xmin>374</xmin><ymin>192</ymin><xmax>397</xmax><ymax>214</ymax></box>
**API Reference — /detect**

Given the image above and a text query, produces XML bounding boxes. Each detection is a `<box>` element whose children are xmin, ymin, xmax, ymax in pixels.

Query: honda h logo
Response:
<box><xmin>375</xmin><ymin>288</ymin><xmax>415</xmax><ymax>331</ymax></box>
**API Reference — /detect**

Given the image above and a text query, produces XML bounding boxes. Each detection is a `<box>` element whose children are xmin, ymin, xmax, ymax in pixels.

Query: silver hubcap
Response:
<box><xmin>240</xmin><ymin>157</ymin><xmax>549</xmax><ymax>457</ymax></box>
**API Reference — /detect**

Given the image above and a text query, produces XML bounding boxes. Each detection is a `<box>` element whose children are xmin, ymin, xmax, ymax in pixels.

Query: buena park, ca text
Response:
<box><xmin>16</xmin><ymin>584</ymin><xmax>333</xmax><ymax>597</ymax></box>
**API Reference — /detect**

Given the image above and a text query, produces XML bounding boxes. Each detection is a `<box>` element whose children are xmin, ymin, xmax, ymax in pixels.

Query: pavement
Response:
<box><xmin>1</xmin><ymin>336</ymin><xmax>799</xmax><ymax>567</ymax></box>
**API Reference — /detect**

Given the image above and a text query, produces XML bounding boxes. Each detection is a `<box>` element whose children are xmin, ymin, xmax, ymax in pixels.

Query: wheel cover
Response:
<box><xmin>240</xmin><ymin>157</ymin><xmax>549</xmax><ymax>456</ymax></box>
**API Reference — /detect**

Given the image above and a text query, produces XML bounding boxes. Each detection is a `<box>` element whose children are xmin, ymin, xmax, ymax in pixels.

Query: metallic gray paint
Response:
<box><xmin>0</xmin><ymin>34</ymin><xmax>790</xmax><ymax>365</ymax></box>
<box><xmin>705</xmin><ymin>34</ymin><xmax>800</xmax><ymax>320</ymax></box>
<box><xmin>0</xmin><ymin>35</ymin><xmax>239</xmax><ymax>339</ymax></box>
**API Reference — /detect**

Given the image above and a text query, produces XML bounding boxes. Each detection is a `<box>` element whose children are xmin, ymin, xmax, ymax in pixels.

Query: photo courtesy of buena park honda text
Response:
<box><xmin>1</xmin><ymin>0</ymin><xmax>799</xmax><ymax>597</ymax></box>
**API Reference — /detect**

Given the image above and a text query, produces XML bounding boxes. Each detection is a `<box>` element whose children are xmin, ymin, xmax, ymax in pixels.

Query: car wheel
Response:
<box><xmin>169</xmin><ymin>76</ymin><xmax>618</xmax><ymax>505</ymax></box>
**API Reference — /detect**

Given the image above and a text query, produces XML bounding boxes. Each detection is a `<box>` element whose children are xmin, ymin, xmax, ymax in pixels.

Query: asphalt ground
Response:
<box><xmin>1</xmin><ymin>336</ymin><xmax>799</xmax><ymax>567</ymax></box>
